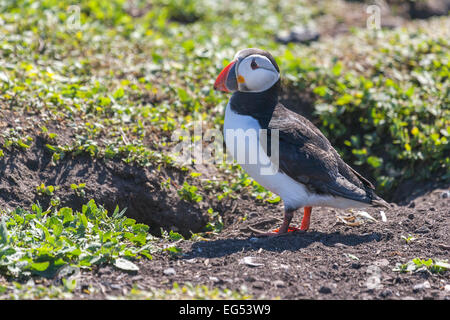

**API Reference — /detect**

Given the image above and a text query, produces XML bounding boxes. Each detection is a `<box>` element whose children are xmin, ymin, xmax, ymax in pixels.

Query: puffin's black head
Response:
<box><xmin>214</xmin><ymin>48</ymin><xmax>280</xmax><ymax>93</ymax></box>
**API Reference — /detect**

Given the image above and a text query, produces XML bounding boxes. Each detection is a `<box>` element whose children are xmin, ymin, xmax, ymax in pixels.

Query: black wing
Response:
<box><xmin>267</xmin><ymin>103</ymin><xmax>380</xmax><ymax>205</ymax></box>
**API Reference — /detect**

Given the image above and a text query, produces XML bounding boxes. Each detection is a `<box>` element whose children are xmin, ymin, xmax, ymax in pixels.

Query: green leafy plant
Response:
<box><xmin>70</xmin><ymin>183</ymin><xmax>86</xmax><ymax>197</ymax></box>
<box><xmin>177</xmin><ymin>182</ymin><xmax>203</xmax><ymax>203</ymax></box>
<box><xmin>204</xmin><ymin>208</ymin><xmax>224</xmax><ymax>234</ymax></box>
<box><xmin>0</xmin><ymin>200</ymin><xmax>155</xmax><ymax>279</ymax></box>
<box><xmin>1</xmin><ymin>129</ymin><xmax>33</xmax><ymax>150</ymax></box>
<box><xmin>401</xmin><ymin>234</ymin><xmax>417</xmax><ymax>244</ymax></box>
<box><xmin>393</xmin><ymin>258</ymin><xmax>450</xmax><ymax>274</ymax></box>
<box><xmin>125</xmin><ymin>281</ymin><xmax>252</xmax><ymax>300</ymax></box>
<box><xmin>36</xmin><ymin>183</ymin><xmax>58</xmax><ymax>196</ymax></box>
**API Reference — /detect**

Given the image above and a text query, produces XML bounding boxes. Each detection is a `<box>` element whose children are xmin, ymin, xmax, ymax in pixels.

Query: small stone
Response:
<box><xmin>413</xmin><ymin>281</ymin><xmax>431</xmax><ymax>293</ymax></box>
<box><xmin>185</xmin><ymin>258</ymin><xmax>197</xmax><ymax>263</ymax></box>
<box><xmin>239</xmin><ymin>256</ymin><xmax>264</xmax><ymax>267</ymax></box>
<box><xmin>444</xmin><ymin>284</ymin><xmax>450</xmax><ymax>292</ymax></box>
<box><xmin>110</xmin><ymin>284</ymin><xmax>122</xmax><ymax>290</ymax></box>
<box><xmin>252</xmin><ymin>281</ymin><xmax>265</xmax><ymax>290</ymax></box>
<box><xmin>408</xmin><ymin>201</ymin><xmax>415</xmax><ymax>208</ymax></box>
<box><xmin>209</xmin><ymin>276</ymin><xmax>219</xmax><ymax>283</ymax></box>
<box><xmin>380</xmin><ymin>289</ymin><xmax>393</xmax><ymax>298</ymax></box>
<box><xmin>131</xmin><ymin>275</ymin><xmax>143</xmax><ymax>281</ymax></box>
<box><xmin>351</xmin><ymin>262</ymin><xmax>361</xmax><ymax>269</ymax></box>
<box><xmin>415</xmin><ymin>226</ymin><xmax>431</xmax><ymax>234</ymax></box>
<box><xmin>163</xmin><ymin>267</ymin><xmax>176</xmax><ymax>276</ymax></box>
<box><xmin>97</xmin><ymin>266</ymin><xmax>112</xmax><ymax>275</ymax></box>
<box><xmin>408</xmin><ymin>213</ymin><xmax>414</xmax><ymax>220</ymax></box>
<box><xmin>276</xmin><ymin>26</ymin><xmax>320</xmax><ymax>44</ymax></box>
<box><xmin>374</xmin><ymin>259</ymin><xmax>390</xmax><ymax>267</ymax></box>
<box><xmin>319</xmin><ymin>286</ymin><xmax>332</xmax><ymax>294</ymax></box>
<box><xmin>273</xmin><ymin>280</ymin><xmax>286</xmax><ymax>288</ymax></box>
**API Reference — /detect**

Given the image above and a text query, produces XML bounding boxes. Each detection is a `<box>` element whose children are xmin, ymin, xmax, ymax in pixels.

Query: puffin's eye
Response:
<box><xmin>250</xmin><ymin>59</ymin><xmax>258</xmax><ymax>70</ymax></box>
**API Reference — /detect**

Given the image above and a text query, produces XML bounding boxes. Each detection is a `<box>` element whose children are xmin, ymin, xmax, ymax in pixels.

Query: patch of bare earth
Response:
<box><xmin>0</xmin><ymin>134</ymin><xmax>208</xmax><ymax>237</ymax></box>
<box><xmin>60</xmin><ymin>187</ymin><xmax>449</xmax><ymax>300</ymax></box>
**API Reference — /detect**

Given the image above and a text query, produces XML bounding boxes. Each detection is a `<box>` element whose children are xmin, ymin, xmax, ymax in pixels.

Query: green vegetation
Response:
<box><xmin>393</xmin><ymin>258</ymin><xmax>450</xmax><ymax>273</ymax></box>
<box><xmin>0</xmin><ymin>281</ymin><xmax>76</xmax><ymax>300</ymax></box>
<box><xmin>301</xmin><ymin>30</ymin><xmax>450</xmax><ymax>191</ymax></box>
<box><xmin>401</xmin><ymin>234</ymin><xmax>417</xmax><ymax>244</ymax></box>
<box><xmin>36</xmin><ymin>183</ymin><xmax>59</xmax><ymax>196</ymax></box>
<box><xmin>0</xmin><ymin>200</ymin><xmax>155</xmax><ymax>279</ymax></box>
<box><xmin>124</xmin><ymin>282</ymin><xmax>252</xmax><ymax>300</ymax></box>
<box><xmin>178</xmin><ymin>181</ymin><xmax>203</xmax><ymax>203</ymax></box>
<box><xmin>70</xmin><ymin>182</ymin><xmax>86</xmax><ymax>197</ymax></box>
<box><xmin>1</xmin><ymin>0</ymin><xmax>447</xmax><ymax>200</ymax></box>
<box><xmin>0</xmin><ymin>280</ymin><xmax>251</xmax><ymax>300</ymax></box>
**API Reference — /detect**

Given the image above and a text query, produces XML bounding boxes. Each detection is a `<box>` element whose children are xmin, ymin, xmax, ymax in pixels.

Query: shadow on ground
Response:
<box><xmin>184</xmin><ymin>231</ymin><xmax>382</xmax><ymax>258</ymax></box>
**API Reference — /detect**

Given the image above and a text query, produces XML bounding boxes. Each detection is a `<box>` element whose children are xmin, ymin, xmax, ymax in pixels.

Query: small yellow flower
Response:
<box><xmin>405</xmin><ymin>143</ymin><xmax>411</xmax><ymax>151</ymax></box>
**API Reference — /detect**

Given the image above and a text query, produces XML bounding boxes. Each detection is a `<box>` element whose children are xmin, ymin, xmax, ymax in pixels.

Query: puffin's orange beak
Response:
<box><xmin>214</xmin><ymin>60</ymin><xmax>237</xmax><ymax>92</ymax></box>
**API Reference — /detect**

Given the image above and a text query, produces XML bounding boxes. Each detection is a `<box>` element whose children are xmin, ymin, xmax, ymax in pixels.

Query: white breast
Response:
<box><xmin>223</xmin><ymin>102</ymin><xmax>367</xmax><ymax>210</ymax></box>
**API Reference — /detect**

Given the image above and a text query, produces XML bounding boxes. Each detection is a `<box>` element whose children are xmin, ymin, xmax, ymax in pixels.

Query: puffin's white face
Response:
<box><xmin>234</xmin><ymin>54</ymin><xmax>280</xmax><ymax>93</ymax></box>
<box><xmin>214</xmin><ymin>49</ymin><xmax>280</xmax><ymax>93</ymax></box>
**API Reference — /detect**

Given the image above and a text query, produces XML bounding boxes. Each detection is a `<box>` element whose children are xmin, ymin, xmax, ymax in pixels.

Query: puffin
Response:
<box><xmin>214</xmin><ymin>48</ymin><xmax>389</xmax><ymax>236</ymax></box>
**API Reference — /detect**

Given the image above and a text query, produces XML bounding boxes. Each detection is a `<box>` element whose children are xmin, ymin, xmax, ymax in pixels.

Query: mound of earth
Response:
<box><xmin>0</xmin><ymin>136</ymin><xmax>208</xmax><ymax>237</ymax></box>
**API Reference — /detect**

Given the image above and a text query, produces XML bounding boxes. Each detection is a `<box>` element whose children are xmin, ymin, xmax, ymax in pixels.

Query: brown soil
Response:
<box><xmin>0</xmin><ymin>135</ymin><xmax>208</xmax><ymax>237</ymax></box>
<box><xmin>1</xmin><ymin>109</ymin><xmax>449</xmax><ymax>300</ymax></box>
<box><xmin>75</xmin><ymin>187</ymin><xmax>449</xmax><ymax>300</ymax></box>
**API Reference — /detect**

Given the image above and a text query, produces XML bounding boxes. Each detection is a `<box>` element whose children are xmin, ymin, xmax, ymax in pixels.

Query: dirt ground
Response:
<box><xmin>1</xmin><ymin>110</ymin><xmax>449</xmax><ymax>300</ymax></box>
<box><xmin>0</xmin><ymin>120</ymin><xmax>209</xmax><ymax>237</ymax></box>
<box><xmin>73</xmin><ymin>186</ymin><xmax>449</xmax><ymax>300</ymax></box>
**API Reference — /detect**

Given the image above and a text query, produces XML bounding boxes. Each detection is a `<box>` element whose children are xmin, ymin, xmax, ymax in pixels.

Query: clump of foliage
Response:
<box><xmin>36</xmin><ymin>183</ymin><xmax>59</xmax><ymax>196</ymax></box>
<box><xmin>126</xmin><ymin>281</ymin><xmax>252</xmax><ymax>300</ymax></box>
<box><xmin>1</xmin><ymin>0</ymin><xmax>447</xmax><ymax>202</ymax></box>
<box><xmin>177</xmin><ymin>182</ymin><xmax>203</xmax><ymax>203</ymax></box>
<box><xmin>393</xmin><ymin>258</ymin><xmax>450</xmax><ymax>273</ymax></box>
<box><xmin>280</xmin><ymin>28</ymin><xmax>449</xmax><ymax>195</ymax></box>
<box><xmin>0</xmin><ymin>0</ymin><xmax>449</xmax><ymax>300</ymax></box>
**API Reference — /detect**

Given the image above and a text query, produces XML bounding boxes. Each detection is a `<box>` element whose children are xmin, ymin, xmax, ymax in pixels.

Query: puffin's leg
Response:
<box><xmin>300</xmin><ymin>206</ymin><xmax>312</xmax><ymax>231</ymax></box>
<box><xmin>277</xmin><ymin>209</ymin><xmax>295</xmax><ymax>234</ymax></box>
<box><xmin>254</xmin><ymin>208</ymin><xmax>299</xmax><ymax>237</ymax></box>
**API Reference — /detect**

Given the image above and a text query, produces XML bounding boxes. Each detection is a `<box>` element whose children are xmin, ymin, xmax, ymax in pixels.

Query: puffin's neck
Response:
<box><xmin>229</xmin><ymin>82</ymin><xmax>280</xmax><ymax>128</ymax></box>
